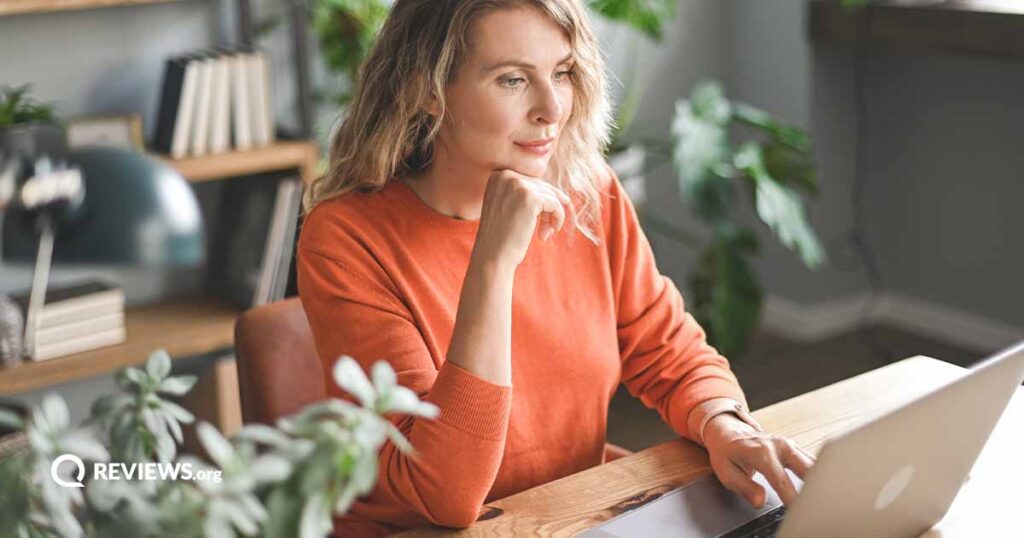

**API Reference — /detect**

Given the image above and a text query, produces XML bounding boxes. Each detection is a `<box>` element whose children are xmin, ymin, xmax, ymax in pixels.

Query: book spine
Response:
<box><xmin>32</xmin><ymin>327</ymin><xmax>127</xmax><ymax>362</ymax></box>
<box><xmin>171</xmin><ymin>57</ymin><xmax>200</xmax><ymax>159</ymax></box>
<box><xmin>152</xmin><ymin>57</ymin><xmax>187</xmax><ymax>154</ymax></box>
<box><xmin>209</xmin><ymin>53</ymin><xmax>232</xmax><ymax>155</ymax></box>
<box><xmin>190</xmin><ymin>56</ymin><xmax>216</xmax><ymax>157</ymax></box>
<box><xmin>231</xmin><ymin>53</ymin><xmax>253</xmax><ymax>151</ymax></box>
<box><xmin>250</xmin><ymin>52</ymin><xmax>274</xmax><ymax>147</ymax></box>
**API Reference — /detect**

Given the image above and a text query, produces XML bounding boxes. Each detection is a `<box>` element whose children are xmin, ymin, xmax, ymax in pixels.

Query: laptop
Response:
<box><xmin>581</xmin><ymin>341</ymin><xmax>1024</xmax><ymax>538</ymax></box>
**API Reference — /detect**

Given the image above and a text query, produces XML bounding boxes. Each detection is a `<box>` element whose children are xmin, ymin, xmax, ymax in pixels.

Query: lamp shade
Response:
<box><xmin>2</xmin><ymin>146</ymin><xmax>204</xmax><ymax>266</ymax></box>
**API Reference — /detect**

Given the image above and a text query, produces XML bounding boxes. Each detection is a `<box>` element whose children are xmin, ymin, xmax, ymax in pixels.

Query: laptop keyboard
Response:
<box><xmin>718</xmin><ymin>505</ymin><xmax>788</xmax><ymax>538</ymax></box>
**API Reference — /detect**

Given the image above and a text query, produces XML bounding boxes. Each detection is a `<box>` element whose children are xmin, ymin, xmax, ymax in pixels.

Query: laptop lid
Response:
<box><xmin>779</xmin><ymin>341</ymin><xmax>1024</xmax><ymax>537</ymax></box>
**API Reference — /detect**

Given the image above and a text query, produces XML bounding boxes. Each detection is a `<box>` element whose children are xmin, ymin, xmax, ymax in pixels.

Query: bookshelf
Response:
<box><xmin>156</xmin><ymin>140</ymin><xmax>321</xmax><ymax>186</ymax></box>
<box><xmin>0</xmin><ymin>298</ymin><xmax>238</xmax><ymax>394</ymax></box>
<box><xmin>0</xmin><ymin>0</ymin><xmax>179</xmax><ymax>17</ymax></box>
<box><xmin>0</xmin><ymin>0</ymin><xmax>319</xmax><ymax>438</ymax></box>
<box><xmin>0</xmin><ymin>141</ymin><xmax>320</xmax><ymax>443</ymax></box>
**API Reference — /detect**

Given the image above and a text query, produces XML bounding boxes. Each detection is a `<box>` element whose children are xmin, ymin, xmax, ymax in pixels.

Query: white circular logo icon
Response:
<box><xmin>875</xmin><ymin>465</ymin><xmax>914</xmax><ymax>511</ymax></box>
<box><xmin>51</xmin><ymin>454</ymin><xmax>86</xmax><ymax>488</ymax></box>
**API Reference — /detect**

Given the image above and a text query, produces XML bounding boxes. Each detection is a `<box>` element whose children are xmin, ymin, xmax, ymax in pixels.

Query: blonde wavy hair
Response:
<box><xmin>305</xmin><ymin>0</ymin><xmax>613</xmax><ymax>242</ymax></box>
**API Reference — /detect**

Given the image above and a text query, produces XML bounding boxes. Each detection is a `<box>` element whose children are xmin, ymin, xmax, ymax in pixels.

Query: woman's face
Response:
<box><xmin>435</xmin><ymin>6</ymin><xmax>575</xmax><ymax>179</ymax></box>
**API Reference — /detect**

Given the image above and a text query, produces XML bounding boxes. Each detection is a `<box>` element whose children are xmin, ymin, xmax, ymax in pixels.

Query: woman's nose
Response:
<box><xmin>531</xmin><ymin>82</ymin><xmax>564</xmax><ymax>125</ymax></box>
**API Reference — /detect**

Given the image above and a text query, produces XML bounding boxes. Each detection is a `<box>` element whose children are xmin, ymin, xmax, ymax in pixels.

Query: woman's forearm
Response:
<box><xmin>445</xmin><ymin>254</ymin><xmax>515</xmax><ymax>386</ymax></box>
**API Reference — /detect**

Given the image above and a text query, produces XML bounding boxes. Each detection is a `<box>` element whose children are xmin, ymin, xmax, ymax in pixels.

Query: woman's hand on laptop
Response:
<box><xmin>702</xmin><ymin>414</ymin><xmax>816</xmax><ymax>508</ymax></box>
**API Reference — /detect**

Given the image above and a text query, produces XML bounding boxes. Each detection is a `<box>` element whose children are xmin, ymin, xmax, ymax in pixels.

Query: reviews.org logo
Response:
<box><xmin>50</xmin><ymin>453</ymin><xmax>223</xmax><ymax>488</ymax></box>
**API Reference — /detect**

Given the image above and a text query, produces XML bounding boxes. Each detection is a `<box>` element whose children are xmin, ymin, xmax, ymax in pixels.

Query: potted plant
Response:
<box><xmin>0</xmin><ymin>84</ymin><xmax>65</xmax><ymax>168</ymax></box>
<box><xmin>0</xmin><ymin>350</ymin><xmax>437</xmax><ymax>538</ymax></box>
<box><xmin>663</xmin><ymin>80</ymin><xmax>825</xmax><ymax>358</ymax></box>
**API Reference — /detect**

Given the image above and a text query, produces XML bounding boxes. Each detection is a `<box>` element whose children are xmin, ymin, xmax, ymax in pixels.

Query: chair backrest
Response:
<box><xmin>234</xmin><ymin>298</ymin><xmax>325</xmax><ymax>425</ymax></box>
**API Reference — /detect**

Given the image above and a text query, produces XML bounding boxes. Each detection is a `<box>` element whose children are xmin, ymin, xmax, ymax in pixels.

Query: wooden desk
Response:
<box><xmin>398</xmin><ymin>356</ymin><xmax>1023</xmax><ymax>537</ymax></box>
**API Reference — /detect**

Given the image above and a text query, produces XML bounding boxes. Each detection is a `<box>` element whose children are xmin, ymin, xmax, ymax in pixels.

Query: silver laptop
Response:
<box><xmin>582</xmin><ymin>341</ymin><xmax>1024</xmax><ymax>538</ymax></box>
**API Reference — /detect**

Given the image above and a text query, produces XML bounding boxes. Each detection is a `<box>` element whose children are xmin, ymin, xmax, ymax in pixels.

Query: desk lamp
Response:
<box><xmin>1</xmin><ymin>146</ymin><xmax>204</xmax><ymax>359</ymax></box>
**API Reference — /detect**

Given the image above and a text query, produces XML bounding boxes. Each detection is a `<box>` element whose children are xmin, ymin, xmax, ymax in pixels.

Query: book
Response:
<box><xmin>10</xmin><ymin>280</ymin><xmax>125</xmax><ymax>330</ymax></box>
<box><xmin>230</xmin><ymin>51</ymin><xmax>253</xmax><ymax>151</ymax></box>
<box><xmin>170</xmin><ymin>55</ymin><xmax>202</xmax><ymax>159</ymax></box>
<box><xmin>268</xmin><ymin>179</ymin><xmax>302</xmax><ymax>301</ymax></box>
<box><xmin>190</xmin><ymin>54</ymin><xmax>217</xmax><ymax>158</ymax></box>
<box><xmin>152</xmin><ymin>55</ymin><xmax>189</xmax><ymax>155</ymax></box>
<box><xmin>205</xmin><ymin>174</ymin><xmax>279</xmax><ymax>308</ymax></box>
<box><xmin>208</xmin><ymin>53</ymin><xmax>232</xmax><ymax>155</ymax></box>
<box><xmin>249</xmin><ymin>52</ymin><xmax>274</xmax><ymax>148</ymax></box>
<box><xmin>33</xmin><ymin>326</ymin><xmax>127</xmax><ymax>362</ymax></box>
<box><xmin>254</xmin><ymin>177</ymin><xmax>301</xmax><ymax>305</ymax></box>
<box><xmin>34</xmin><ymin>311</ymin><xmax>125</xmax><ymax>348</ymax></box>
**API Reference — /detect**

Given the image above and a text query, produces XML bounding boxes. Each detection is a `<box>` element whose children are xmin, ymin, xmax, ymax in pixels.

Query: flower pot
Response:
<box><xmin>0</xmin><ymin>122</ymin><xmax>67</xmax><ymax>167</ymax></box>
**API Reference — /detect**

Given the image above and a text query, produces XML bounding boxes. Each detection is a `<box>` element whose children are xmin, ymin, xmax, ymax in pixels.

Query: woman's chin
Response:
<box><xmin>508</xmin><ymin>158</ymin><xmax>551</xmax><ymax>179</ymax></box>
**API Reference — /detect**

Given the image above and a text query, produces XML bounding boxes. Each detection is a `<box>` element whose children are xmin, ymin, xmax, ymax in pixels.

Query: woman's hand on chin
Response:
<box><xmin>472</xmin><ymin>169</ymin><xmax>572</xmax><ymax>270</ymax></box>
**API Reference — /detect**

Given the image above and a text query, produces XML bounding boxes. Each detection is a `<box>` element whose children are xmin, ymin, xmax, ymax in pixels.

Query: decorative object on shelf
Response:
<box><xmin>666</xmin><ymin>81</ymin><xmax>825</xmax><ymax>357</ymax></box>
<box><xmin>1</xmin><ymin>146</ymin><xmax>205</xmax><ymax>360</ymax></box>
<box><xmin>0</xmin><ymin>350</ymin><xmax>438</xmax><ymax>538</ymax></box>
<box><xmin>66</xmin><ymin>114</ymin><xmax>144</xmax><ymax>151</ymax></box>
<box><xmin>0</xmin><ymin>83</ymin><xmax>66</xmax><ymax>179</ymax></box>
<box><xmin>0</xmin><ymin>296</ymin><xmax>24</xmax><ymax>367</ymax></box>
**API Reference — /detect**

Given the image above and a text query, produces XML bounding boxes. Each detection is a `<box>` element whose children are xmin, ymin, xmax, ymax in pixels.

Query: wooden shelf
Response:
<box><xmin>0</xmin><ymin>0</ymin><xmax>178</xmax><ymax>17</ymax></box>
<box><xmin>0</xmin><ymin>297</ymin><xmax>240</xmax><ymax>395</ymax></box>
<box><xmin>154</xmin><ymin>140</ymin><xmax>321</xmax><ymax>186</ymax></box>
<box><xmin>809</xmin><ymin>0</ymin><xmax>1024</xmax><ymax>58</ymax></box>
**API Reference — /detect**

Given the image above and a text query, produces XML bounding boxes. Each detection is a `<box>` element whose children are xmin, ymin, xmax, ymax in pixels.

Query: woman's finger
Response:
<box><xmin>779</xmin><ymin>440</ymin><xmax>815</xmax><ymax>479</ymax></box>
<box><xmin>747</xmin><ymin>445</ymin><xmax>799</xmax><ymax>506</ymax></box>
<box><xmin>532</xmin><ymin>189</ymin><xmax>565</xmax><ymax>234</ymax></box>
<box><xmin>715</xmin><ymin>460</ymin><xmax>766</xmax><ymax>509</ymax></box>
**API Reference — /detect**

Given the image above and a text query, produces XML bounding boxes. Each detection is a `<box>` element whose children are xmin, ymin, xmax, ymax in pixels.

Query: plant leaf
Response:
<box><xmin>146</xmin><ymin>350</ymin><xmax>172</xmax><ymax>381</ymax></box>
<box><xmin>332</xmin><ymin>357</ymin><xmax>375</xmax><ymax>408</ymax></box>
<box><xmin>197</xmin><ymin>422</ymin><xmax>234</xmax><ymax>469</ymax></box>
<box><xmin>158</xmin><ymin>375</ymin><xmax>197</xmax><ymax>396</ymax></box>
<box><xmin>672</xmin><ymin>81</ymin><xmax>735</xmax><ymax>223</ymax></box>
<box><xmin>586</xmin><ymin>0</ymin><xmax>678</xmax><ymax>41</ymax></box>
<box><xmin>734</xmin><ymin>143</ymin><xmax>825</xmax><ymax>268</ymax></box>
<box><xmin>0</xmin><ymin>407</ymin><xmax>25</xmax><ymax>430</ymax></box>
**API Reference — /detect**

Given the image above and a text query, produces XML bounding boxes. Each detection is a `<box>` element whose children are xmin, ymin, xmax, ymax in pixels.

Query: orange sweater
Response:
<box><xmin>297</xmin><ymin>168</ymin><xmax>749</xmax><ymax>536</ymax></box>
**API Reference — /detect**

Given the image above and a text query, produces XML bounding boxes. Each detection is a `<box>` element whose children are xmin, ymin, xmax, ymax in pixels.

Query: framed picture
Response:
<box><xmin>67</xmin><ymin>114</ymin><xmax>144</xmax><ymax>151</ymax></box>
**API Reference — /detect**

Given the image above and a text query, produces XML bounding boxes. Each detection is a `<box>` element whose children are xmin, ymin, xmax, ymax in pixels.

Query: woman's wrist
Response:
<box><xmin>703</xmin><ymin>413</ymin><xmax>759</xmax><ymax>449</ymax></box>
<box><xmin>467</xmin><ymin>250</ymin><xmax>517</xmax><ymax>284</ymax></box>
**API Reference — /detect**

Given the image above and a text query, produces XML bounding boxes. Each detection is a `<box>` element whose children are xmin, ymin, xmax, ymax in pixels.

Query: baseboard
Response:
<box><xmin>762</xmin><ymin>293</ymin><xmax>1023</xmax><ymax>353</ymax></box>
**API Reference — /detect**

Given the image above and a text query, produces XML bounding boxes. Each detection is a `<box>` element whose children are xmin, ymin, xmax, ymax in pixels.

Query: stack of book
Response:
<box><xmin>152</xmin><ymin>48</ymin><xmax>275</xmax><ymax>159</ymax></box>
<box><xmin>206</xmin><ymin>176</ymin><xmax>303</xmax><ymax>308</ymax></box>
<box><xmin>12</xmin><ymin>280</ymin><xmax>126</xmax><ymax>361</ymax></box>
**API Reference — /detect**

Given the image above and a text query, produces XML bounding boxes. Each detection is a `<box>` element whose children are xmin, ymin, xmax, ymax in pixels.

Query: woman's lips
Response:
<box><xmin>514</xmin><ymin>138</ymin><xmax>554</xmax><ymax>156</ymax></box>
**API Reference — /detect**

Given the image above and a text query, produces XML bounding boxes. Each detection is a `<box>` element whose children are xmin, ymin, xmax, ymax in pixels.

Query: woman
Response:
<box><xmin>298</xmin><ymin>0</ymin><xmax>815</xmax><ymax>535</ymax></box>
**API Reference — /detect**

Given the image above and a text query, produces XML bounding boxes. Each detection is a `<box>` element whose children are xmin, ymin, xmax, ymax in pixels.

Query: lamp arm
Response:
<box><xmin>23</xmin><ymin>215</ymin><xmax>55</xmax><ymax>359</ymax></box>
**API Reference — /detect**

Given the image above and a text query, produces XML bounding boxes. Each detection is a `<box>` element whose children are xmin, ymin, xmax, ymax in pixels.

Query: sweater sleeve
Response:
<box><xmin>602</xmin><ymin>169</ymin><xmax>750</xmax><ymax>444</ymax></box>
<box><xmin>296</xmin><ymin>242</ymin><xmax>512</xmax><ymax>528</ymax></box>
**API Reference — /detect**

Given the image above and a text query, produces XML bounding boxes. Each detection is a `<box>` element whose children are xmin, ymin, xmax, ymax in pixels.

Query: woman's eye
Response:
<box><xmin>554</xmin><ymin>69</ymin><xmax>573</xmax><ymax>82</ymax></box>
<box><xmin>499</xmin><ymin>76</ymin><xmax>526</xmax><ymax>89</ymax></box>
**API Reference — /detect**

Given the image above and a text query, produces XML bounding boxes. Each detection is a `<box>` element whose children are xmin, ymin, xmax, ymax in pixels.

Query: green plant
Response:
<box><xmin>310</xmin><ymin>0</ymin><xmax>389</xmax><ymax>107</ymax></box>
<box><xmin>668</xmin><ymin>81</ymin><xmax>825</xmax><ymax>357</ymax></box>
<box><xmin>586</xmin><ymin>0</ymin><xmax>678</xmax><ymax>152</ymax></box>
<box><xmin>0</xmin><ymin>350</ymin><xmax>436</xmax><ymax>538</ymax></box>
<box><xmin>0</xmin><ymin>84</ymin><xmax>57</xmax><ymax>127</ymax></box>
